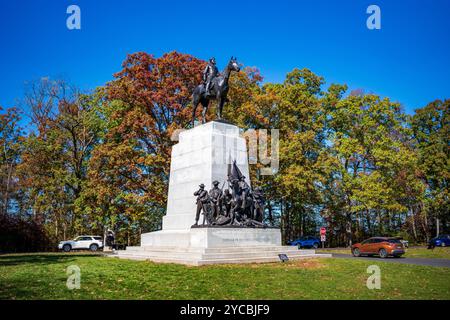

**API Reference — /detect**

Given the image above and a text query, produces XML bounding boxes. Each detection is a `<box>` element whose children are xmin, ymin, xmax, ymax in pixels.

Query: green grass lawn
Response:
<box><xmin>317</xmin><ymin>247</ymin><xmax>450</xmax><ymax>259</ymax></box>
<box><xmin>316</xmin><ymin>248</ymin><xmax>354</xmax><ymax>255</ymax></box>
<box><xmin>403</xmin><ymin>247</ymin><xmax>450</xmax><ymax>259</ymax></box>
<box><xmin>1</xmin><ymin>253</ymin><xmax>449</xmax><ymax>300</ymax></box>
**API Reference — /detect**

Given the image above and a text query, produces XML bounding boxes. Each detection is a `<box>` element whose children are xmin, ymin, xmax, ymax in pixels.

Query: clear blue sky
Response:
<box><xmin>1</xmin><ymin>0</ymin><xmax>449</xmax><ymax>117</ymax></box>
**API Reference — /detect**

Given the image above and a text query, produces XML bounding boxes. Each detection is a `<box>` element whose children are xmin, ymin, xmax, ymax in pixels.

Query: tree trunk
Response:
<box><xmin>436</xmin><ymin>218</ymin><xmax>440</xmax><ymax>237</ymax></box>
<box><xmin>366</xmin><ymin>211</ymin><xmax>371</xmax><ymax>236</ymax></box>
<box><xmin>300</xmin><ymin>208</ymin><xmax>304</xmax><ymax>237</ymax></box>
<box><xmin>377</xmin><ymin>211</ymin><xmax>382</xmax><ymax>235</ymax></box>
<box><xmin>411</xmin><ymin>206</ymin><xmax>418</xmax><ymax>240</ymax></box>
<box><xmin>346</xmin><ymin>213</ymin><xmax>352</xmax><ymax>247</ymax></box>
<box><xmin>3</xmin><ymin>162</ymin><xmax>13</xmax><ymax>215</ymax></box>
<box><xmin>420</xmin><ymin>203</ymin><xmax>430</xmax><ymax>242</ymax></box>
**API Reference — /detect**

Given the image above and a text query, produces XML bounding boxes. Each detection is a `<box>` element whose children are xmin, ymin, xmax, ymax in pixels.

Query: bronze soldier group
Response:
<box><xmin>192</xmin><ymin>161</ymin><xmax>267</xmax><ymax>228</ymax></box>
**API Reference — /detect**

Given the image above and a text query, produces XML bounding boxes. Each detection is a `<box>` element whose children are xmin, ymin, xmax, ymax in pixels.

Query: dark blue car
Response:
<box><xmin>289</xmin><ymin>236</ymin><xmax>321</xmax><ymax>249</ymax></box>
<box><xmin>429</xmin><ymin>234</ymin><xmax>450</xmax><ymax>247</ymax></box>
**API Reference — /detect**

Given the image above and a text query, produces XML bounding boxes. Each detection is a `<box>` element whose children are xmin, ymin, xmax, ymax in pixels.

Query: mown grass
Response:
<box><xmin>0</xmin><ymin>253</ymin><xmax>449</xmax><ymax>300</ymax></box>
<box><xmin>317</xmin><ymin>247</ymin><xmax>450</xmax><ymax>259</ymax></box>
<box><xmin>403</xmin><ymin>247</ymin><xmax>450</xmax><ymax>259</ymax></box>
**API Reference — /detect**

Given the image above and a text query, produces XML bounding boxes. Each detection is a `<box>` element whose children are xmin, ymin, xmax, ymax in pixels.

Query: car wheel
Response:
<box><xmin>352</xmin><ymin>248</ymin><xmax>361</xmax><ymax>257</ymax></box>
<box><xmin>313</xmin><ymin>243</ymin><xmax>319</xmax><ymax>249</ymax></box>
<box><xmin>441</xmin><ymin>242</ymin><xmax>446</xmax><ymax>247</ymax></box>
<box><xmin>89</xmin><ymin>244</ymin><xmax>99</xmax><ymax>252</ymax></box>
<box><xmin>63</xmin><ymin>244</ymin><xmax>71</xmax><ymax>252</ymax></box>
<box><xmin>379</xmin><ymin>248</ymin><xmax>388</xmax><ymax>258</ymax></box>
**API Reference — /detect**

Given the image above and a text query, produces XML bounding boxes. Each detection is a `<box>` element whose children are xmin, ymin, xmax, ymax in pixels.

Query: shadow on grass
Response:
<box><xmin>0</xmin><ymin>253</ymin><xmax>103</xmax><ymax>267</ymax></box>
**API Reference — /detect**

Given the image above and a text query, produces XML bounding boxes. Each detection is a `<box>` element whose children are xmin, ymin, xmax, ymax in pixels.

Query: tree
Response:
<box><xmin>17</xmin><ymin>79</ymin><xmax>103</xmax><ymax>240</ymax></box>
<box><xmin>0</xmin><ymin>107</ymin><xmax>23</xmax><ymax>216</ymax></box>
<box><xmin>80</xmin><ymin>52</ymin><xmax>205</xmax><ymax>243</ymax></box>
<box><xmin>323</xmin><ymin>92</ymin><xmax>425</xmax><ymax>245</ymax></box>
<box><xmin>228</xmin><ymin>68</ymin><xmax>330</xmax><ymax>242</ymax></box>
<box><xmin>411</xmin><ymin>99</ymin><xmax>449</xmax><ymax>237</ymax></box>
<box><xmin>4</xmin><ymin>51</ymin><xmax>447</xmax><ymax>248</ymax></box>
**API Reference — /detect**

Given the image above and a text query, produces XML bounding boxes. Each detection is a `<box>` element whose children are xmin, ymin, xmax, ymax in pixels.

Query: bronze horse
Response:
<box><xmin>192</xmin><ymin>57</ymin><xmax>240</xmax><ymax>125</ymax></box>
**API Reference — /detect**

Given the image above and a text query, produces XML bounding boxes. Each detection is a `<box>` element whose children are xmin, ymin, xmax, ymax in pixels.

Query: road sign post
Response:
<box><xmin>320</xmin><ymin>227</ymin><xmax>326</xmax><ymax>248</ymax></box>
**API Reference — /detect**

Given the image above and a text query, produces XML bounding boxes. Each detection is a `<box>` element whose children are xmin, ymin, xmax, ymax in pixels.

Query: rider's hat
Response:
<box><xmin>209</xmin><ymin>57</ymin><xmax>216</xmax><ymax>63</ymax></box>
<box><xmin>199</xmin><ymin>183</ymin><xmax>205</xmax><ymax>188</ymax></box>
<box><xmin>212</xmin><ymin>180</ymin><xmax>220</xmax><ymax>186</ymax></box>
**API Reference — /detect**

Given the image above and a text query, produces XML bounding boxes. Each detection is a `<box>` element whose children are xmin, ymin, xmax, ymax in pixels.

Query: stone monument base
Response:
<box><xmin>113</xmin><ymin>228</ymin><xmax>331</xmax><ymax>265</ymax></box>
<box><xmin>110</xmin><ymin>121</ymin><xmax>332</xmax><ymax>265</ymax></box>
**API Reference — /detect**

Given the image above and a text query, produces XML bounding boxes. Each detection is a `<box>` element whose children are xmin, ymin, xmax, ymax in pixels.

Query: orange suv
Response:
<box><xmin>351</xmin><ymin>237</ymin><xmax>405</xmax><ymax>258</ymax></box>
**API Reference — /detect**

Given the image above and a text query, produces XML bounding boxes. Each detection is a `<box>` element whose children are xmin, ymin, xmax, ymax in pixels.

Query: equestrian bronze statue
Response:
<box><xmin>192</xmin><ymin>57</ymin><xmax>240</xmax><ymax>125</ymax></box>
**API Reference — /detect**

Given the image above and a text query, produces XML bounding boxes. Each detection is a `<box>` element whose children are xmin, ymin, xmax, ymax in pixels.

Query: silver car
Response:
<box><xmin>58</xmin><ymin>235</ymin><xmax>103</xmax><ymax>252</ymax></box>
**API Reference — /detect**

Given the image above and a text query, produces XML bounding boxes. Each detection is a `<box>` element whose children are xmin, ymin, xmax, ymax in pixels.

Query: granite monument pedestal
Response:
<box><xmin>114</xmin><ymin>121</ymin><xmax>330</xmax><ymax>265</ymax></box>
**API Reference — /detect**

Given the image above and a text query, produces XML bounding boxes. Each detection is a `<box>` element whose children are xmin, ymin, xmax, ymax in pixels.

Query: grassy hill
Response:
<box><xmin>1</xmin><ymin>253</ymin><xmax>449</xmax><ymax>300</ymax></box>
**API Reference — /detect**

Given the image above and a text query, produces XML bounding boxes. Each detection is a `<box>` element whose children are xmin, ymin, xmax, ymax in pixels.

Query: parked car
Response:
<box><xmin>429</xmin><ymin>234</ymin><xmax>450</xmax><ymax>248</ymax></box>
<box><xmin>393</xmin><ymin>237</ymin><xmax>409</xmax><ymax>248</ymax></box>
<box><xmin>400</xmin><ymin>239</ymin><xmax>409</xmax><ymax>248</ymax></box>
<box><xmin>351</xmin><ymin>237</ymin><xmax>405</xmax><ymax>258</ymax></box>
<box><xmin>289</xmin><ymin>236</ymin><xmax>321</xmax><ymax>249</ymax></box>
<box><xmin>58</xmin><ymin>235</ymin><xmax>103</xmax><ymax>252</ymax></box>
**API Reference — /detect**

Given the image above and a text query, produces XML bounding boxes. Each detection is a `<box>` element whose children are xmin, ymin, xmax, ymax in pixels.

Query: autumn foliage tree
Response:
<box><xmin>411</xmin><ymin>99</ymin><xmax>449</xmax><ymax>240</ymax></box>
<box><xmin>17</xmin><ymin>79</ymin><xmax>103</xmax><ymax>240</ymax></box>
<box><xmin>1</xmin><ymin>51</ymin><xmax>448</xmax><ymax>249</ymax></box>
<box><xmin>0</xmin><ymin>106</ymin><xmax>51</xmax><ymax>252</ymax></box>
<box><xmin>322</xmin><ymin>92</ymin><xmax>426</xmax><ymax>245</ymax></box>
<box><xmin>80</xmin><ymin>52</ymin><xmax>206</xmax><ymax>244</ymax></box>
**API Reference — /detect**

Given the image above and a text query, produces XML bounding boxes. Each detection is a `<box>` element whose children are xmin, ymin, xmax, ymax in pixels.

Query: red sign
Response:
<box><xmin>320</xmin><ymin>227</ymin><xmax>326</xmax><ymax>236</ymax></box>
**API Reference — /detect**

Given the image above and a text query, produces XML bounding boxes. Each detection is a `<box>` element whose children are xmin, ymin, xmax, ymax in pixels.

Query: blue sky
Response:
<box><xmin>1</xmin><ymin>0</ymin><xmax>449</xmax><ymax>118</ymax></box>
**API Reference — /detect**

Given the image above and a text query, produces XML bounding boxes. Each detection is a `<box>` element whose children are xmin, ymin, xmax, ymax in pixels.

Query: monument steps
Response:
<box><xmin>195</xmin><ymin>254</ymin><xmax>331</xmax><ymax>266</ymax></box>
<box><xmin>117</xmin><ymin>250</ymin><xmax>303</xmax><ymax>260</ymax></box>
<box><xmin>125</xmin><ymin>245</ymin><xmax>308</xmax><ymax>253</ymax></box>
<box><xmin>203</xmin><ymin>246</ymin><xmax>311</xmax><ymax>254</ymax></box>
<box><xmin>124</xmin><ymin>246</ymin><xmax>204</xmax><ymax>253</ymax></box>
<box><xmin>120</xmin><ymin>122</ymin><xmax>332</xmax><ymax>265</ymax></box>
<box><xmin>111</xmin><ymin>246</ymin><xmax>331</xmax><ymax>265</ymax></box>
<box><xmin>112</xmin><ymin>252</ymin><xmax>331</xmax><ymax>266</ymax></box>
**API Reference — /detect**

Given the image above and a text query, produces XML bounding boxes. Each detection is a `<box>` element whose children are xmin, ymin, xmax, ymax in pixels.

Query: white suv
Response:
<box><xmin>58</xmin><ymin>236</ymin><xmax>103</xmax><ymax>252</ymax></box>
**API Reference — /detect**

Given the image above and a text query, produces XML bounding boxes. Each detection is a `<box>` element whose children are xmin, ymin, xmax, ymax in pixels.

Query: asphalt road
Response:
<box><xmin>330</xmin><ymin>253</ymin><xmax>450</xmax><ymax>268</ymax></box>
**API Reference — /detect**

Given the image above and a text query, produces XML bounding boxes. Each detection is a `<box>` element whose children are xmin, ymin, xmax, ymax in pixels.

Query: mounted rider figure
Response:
<box><xmin>203</xmin><ymin>57</ymin><xmax>219</xmax><ymax>96</ymax></box>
